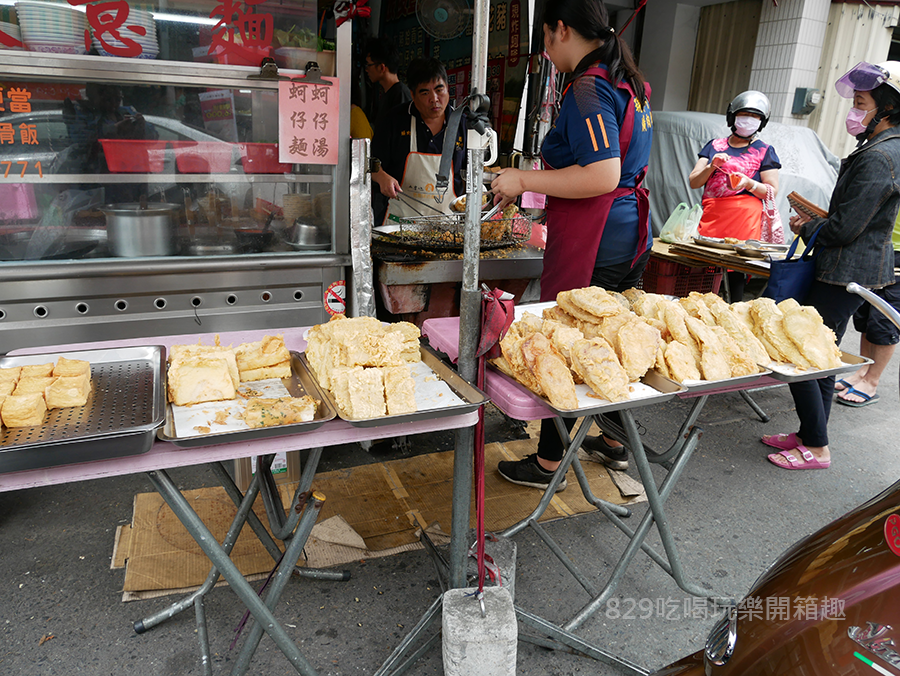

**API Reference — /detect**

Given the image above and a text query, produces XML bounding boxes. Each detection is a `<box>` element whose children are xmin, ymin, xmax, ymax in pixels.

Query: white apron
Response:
<box><xmin>382</xmin><ymin>116</ymin><xmax>459</xmax><ymax>225</ymax></box>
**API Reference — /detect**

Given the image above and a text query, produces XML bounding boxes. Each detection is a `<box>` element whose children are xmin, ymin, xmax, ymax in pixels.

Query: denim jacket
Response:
<box><xmin>800</xmin><ymin>126</ymin><xmax>900</xmax><ymax>288</ymax></box>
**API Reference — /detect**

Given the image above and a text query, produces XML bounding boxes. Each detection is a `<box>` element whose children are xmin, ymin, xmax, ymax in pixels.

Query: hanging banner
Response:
<box><xmin>278</xmin><ymin>78</ymin><xmax>340</xmax><ymax>165</ymax></box>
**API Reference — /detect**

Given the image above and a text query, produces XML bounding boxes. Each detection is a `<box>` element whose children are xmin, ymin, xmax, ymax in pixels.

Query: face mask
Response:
<box><xmin>846</xmin><ymin>106</ymin><xmax>876</xmax><ymax>136</ymax></box>
<box><xmin>733</xmin><ymin>115</ymin><xmax>761</xmax><ymax>137</ymax></box>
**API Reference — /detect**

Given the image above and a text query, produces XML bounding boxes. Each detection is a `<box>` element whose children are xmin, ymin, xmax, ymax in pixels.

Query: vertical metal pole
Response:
<box><xmin>451</xmin><ymin>0</ymin><xmax>492</xmax><ymax>590</ymax></box>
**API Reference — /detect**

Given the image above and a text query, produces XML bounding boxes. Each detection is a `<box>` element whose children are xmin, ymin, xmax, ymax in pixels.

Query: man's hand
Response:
<box><xmin>373</xmin><ymin>171</ymin><xmax>402</xmax><ymax>199</ymax></box>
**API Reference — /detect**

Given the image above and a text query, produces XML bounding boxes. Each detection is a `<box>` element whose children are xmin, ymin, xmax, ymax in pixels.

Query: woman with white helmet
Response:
<box><xmin>764</xmin><ymin>61</ymin><xmax>900</xmax><ymax>471</ymax></box>
<box><xmin>688</xmin><ymin>90</ymin><xmax>782</xmax><ymax>300</ymax></box>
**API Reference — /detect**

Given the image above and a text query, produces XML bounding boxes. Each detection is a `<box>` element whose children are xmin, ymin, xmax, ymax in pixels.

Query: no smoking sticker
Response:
<box><xmin>886</xmin><ymin>514</ymin><xmax>900</xmax><ymax>556</ymax></box>
<box><xmin>324</xmin><ymin>280</ymin><xmax>346</xmax><ymax>316</ymax></box>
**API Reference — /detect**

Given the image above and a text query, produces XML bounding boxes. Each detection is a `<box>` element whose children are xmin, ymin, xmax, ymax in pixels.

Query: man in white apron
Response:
<box><xmin>371</xmin><ymin>57</ymin><xmax>467</xmax><ymax>225</ymax></box>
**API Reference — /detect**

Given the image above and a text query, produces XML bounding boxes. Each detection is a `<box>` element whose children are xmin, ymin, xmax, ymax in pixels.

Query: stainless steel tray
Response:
<box><xmin>678</xmin><ymin>368</ymin><xmax>772</xmax><ymax>394</ymax></box>
<box><xmin>763</xmin><ymin>351</ymin><xmax>871</xmax><ymax>383</ymax></box>
<box><xmin>0</xmin><ymin>346</ymin><xmax>166</xmax><ymax>473</ymax></box>
<box><xmin>490</xmin><ymin>365</ymin><xmax>685</xmax><ymax>419</ymax></box>
<box><xmin>157</xmin><ymin>351</ymin><xmax>336</xmax><ymax>448</ymax></box>
<box><xmin>302</xmin><ymin>345</ymin><xmax>488</xmax><ymax>428</ymax></box>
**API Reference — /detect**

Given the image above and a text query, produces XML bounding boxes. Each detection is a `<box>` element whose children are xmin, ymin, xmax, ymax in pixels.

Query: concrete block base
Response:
<box><xmin>465</xmin><ymin>533</ymin><xmax>517</xmax><ymax>602</ymax></box>
<box><xmin>442</xmin><ymin>586</ymin><xmax>517</xmax><ymax>676</ymax></box>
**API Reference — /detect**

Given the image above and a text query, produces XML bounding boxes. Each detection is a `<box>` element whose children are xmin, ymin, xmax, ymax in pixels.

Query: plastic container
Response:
<box><xmin>99</xmin><ymin>139</ymin><xmax>168</xmax><ymax>173</ymax></box>
<box><xmin>638</xmin><ymin>262</ymin><xmax>723</xmax><ymax>297</ymax></box>
<box><xmin>172</xmin><ymin>141</ymin><xmax>235</xmax><ymax>173</ymax></box>
<box><xmin>239</xmin><ymin>143</ymin><xmax>292</xmax><ymax>174</ymax></box>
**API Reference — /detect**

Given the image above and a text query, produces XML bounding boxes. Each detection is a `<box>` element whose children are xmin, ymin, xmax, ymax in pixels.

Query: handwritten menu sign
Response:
<box><xmin>278</xmin><ymin>78</ymin><xmax>339</xmax><ymax>166</ymax></box>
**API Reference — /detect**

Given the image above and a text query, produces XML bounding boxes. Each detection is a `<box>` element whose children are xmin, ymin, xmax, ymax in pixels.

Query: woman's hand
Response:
<box><xmin>710</xmin><ymin>153</ymin><xmax>729</xmax><ymax>169</ymax></box>
<box><xmin>490</xmin><ymin>168</ymin><xmax>526</xmax><ymax>201</ymax></box>
<box><xmin>729</xmin><ymin>172</ymin><xmax>754</xmax><ymax>192</ymax></box>
<box><xmin>789</xmin><ymin>212</ymin><xmax>810</xmax><ymax>235</ymax></box>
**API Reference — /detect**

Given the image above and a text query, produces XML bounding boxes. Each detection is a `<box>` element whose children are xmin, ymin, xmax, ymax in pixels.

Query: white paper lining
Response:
<box><xmin>170</xmin><ymin>378</ymin><xmax>292</xmax><ymax>439</ymax></box>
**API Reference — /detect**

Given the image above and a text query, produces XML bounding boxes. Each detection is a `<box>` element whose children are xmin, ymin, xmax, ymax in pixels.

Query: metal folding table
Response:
<box><xmin>2</xmin><ymin>327</ymin><xmax>481</xmax><ymax>676</ymax></box>
<box><xmin>421</xmin><ymin>313</ymin><xmax>868</xmax><ymax>674</ymax></box>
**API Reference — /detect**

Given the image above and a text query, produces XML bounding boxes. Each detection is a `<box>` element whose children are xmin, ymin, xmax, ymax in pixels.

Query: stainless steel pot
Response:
<box><xmin>102</xmin><ymin>203</ymin><xmax>179</xmax><ymax>257</ymax></box>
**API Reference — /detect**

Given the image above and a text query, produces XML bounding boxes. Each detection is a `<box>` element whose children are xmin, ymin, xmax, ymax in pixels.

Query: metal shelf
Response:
<box><xmin>3</xmin><ymin>173</ymin><xmax>333</xmax><ymax>184</ymax></box>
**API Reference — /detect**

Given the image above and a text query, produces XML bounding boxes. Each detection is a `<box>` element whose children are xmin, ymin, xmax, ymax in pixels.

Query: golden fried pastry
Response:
<box><xmin>244</xmin><ymin>396</ymin><xmax>316</xmax><ymax>428</ymax></box>
<box><xmin>345</xmin><ymin>367</ymin><xmax>386</xmax><ymax>419</ymax></box>
<box><xmin>0</xmin><ymin>367</ymin><xmax>22</xmax><ymax>384</ymax></box>
<box><xmin>21</xmin><ymin>363</ymin><xmax>54</xmax><ymax>378</ymax></box>
<box><xmin>621</xmin><ymin>287</ymin><xmax>645</xmax><ymax>307</ymax></box>
<box><xmin>14</xmin><ymin>376</ymin><xmax>57</xmax><ymax>396</ymax></box>
<box><xmin>384</xmin><ymin>364</ymin><xmax>417</xmax><ymax>415</ymax></box>
<box><xmin>685</xmin><ymin>316</ymin><xmax>732</xmax><ymax>381</ymax></box>
<box><xmin>53</xmin><ymin>356</ymin><xmax>90</xmax><ymax>378</ymax></box>
<box><xmin>778</xmin><ymin>299</ymin><xmax>842</xmax><ymax>370</ymax></box>
<box><xmin>664</xmin><ymin>341</ymin><xmax>701</xmax><ymax>382</ymax></box>
<box><xmin>331</xmin><ymin>366</ymin><xmax>362</xmax><ymax>416</ymax></box>
<box><xmin>661</xmin><ymin>300</ymin><xmax>702</xmax><ymax>364</ymax></box>
<box><xmin>707</xmin><ymin>302</ymin><xmax>770</xmax><ymax>366</ymax></box>
<box><xmin>557</xmin><ymin>292</ymin><xmax>607</xmax><ymax>323</ymax></box>
<box><xmin>518</xmin><ymin>311</ymin><xmax>544</xmax><ymax>336</ymax></box>
<box><xmin>570</xmin><ymin>337</ymin><xmax>630</xmax><ymax>402</ymax></box>
<box><xmin>631</xmin><ymin>292</ymin><xmax>666</xmax><ymax>321</ymax></box>
<box><xmin>749</xmin><ymin>298</ymin><xmax>812</xmax><ymax>368</ymax></box>
<box><xmin>711</xmin><ymin>326</ymin><xmax>759</xmax><ymax>377</ymax></box>
<box><xmin>500</xmin><ymin>331</ymin><xmax>542</xmax><ymax>395</ymax></box>
<box><xmin>239</xmin><ymin>360</ymin><xmax>292</xmax><ymax>382</ymax></box>
<box><xmin>521</xmin><ymin>333</ymin><xmax>578</xmax><ymax>409</ymax></box>
<box><xmin>492</xmin><ymin>356</ymin><xmax>516</xmax><ymax>378</ymax></box>
<box><xmin>167</xmin><ymin>355</ymin><xmax>236</xmax><ymax>406</ymax></box>
<box><xmin>541</xmin><ymin>320</ymin><xmax>584</xmax><ymax>372</ymax></box>
<box><xmin>234</xmin><ymin>335</ymin><xmax>290</xmax><ymax>373</ymax></box>
<box><xmin>0</xmin><ymin>381</ymin><xmax>14</xmax><ymax>398</ymax></box>
<box><xmin>542</xmin><ymin>306</ymin><xmax>579</xmax><ymax>327</ymax></box>
<box><xmin>45</xmin><ymin>374</ymin><xmax>92</xmax><ymax>409</ymax></box>
<box><xmin>654</xmin><ymin>342</ymin><xmax>670</xmax><ymax>379</ymax></box>
<box><xmin>563</xmin><ymin>287</ymin><xmax>627</xmax><ymax>320</ymax></box>
<box><xmin>169</xmin><ymin>342</ymin><xmax>240</xmax><ymax>389</ymax></box>
<box><xmin>680</xmin><ymin>293</ymin><xmax>717</xmax><ymax>326</ymax></box>
<box><xmin>615</xmin><ymin>319</ymin><xmax>662</xmax><ymax>382</ymax></box>
<box><xmin>2</xmin><ymin>392</ymin><xmax>47</xmax><ymax>427</ymax></box>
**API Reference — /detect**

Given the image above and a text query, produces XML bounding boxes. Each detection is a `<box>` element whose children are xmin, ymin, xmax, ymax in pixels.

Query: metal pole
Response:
<box><xmin>450</xmin><ymin>0</ymin><xmax>492</xmax><ymax>590</ymax></box>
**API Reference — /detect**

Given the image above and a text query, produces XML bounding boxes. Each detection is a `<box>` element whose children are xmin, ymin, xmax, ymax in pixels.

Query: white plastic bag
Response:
<box><xmin>681</xmin><ymin>204</ymin><xmax>703</xmax><ymax>241</ymax></box>
<box><xmin>659</xmin><ymin>203</ymin><xmax>689</xmax><ymax>243</ymax></box>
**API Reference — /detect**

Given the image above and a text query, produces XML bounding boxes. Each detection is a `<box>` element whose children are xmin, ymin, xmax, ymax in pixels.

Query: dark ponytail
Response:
<box><xmin>543</xmin><ymin>0</ymin><xmax>647</xmax><ymax>106</ymax></box>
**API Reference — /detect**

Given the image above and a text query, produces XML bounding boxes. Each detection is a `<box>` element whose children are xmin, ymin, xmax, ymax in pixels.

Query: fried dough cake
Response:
<box><xmin>541</xmin><ymin>320</ymin><xmax>584</xmax><ymax>373</ymax></box>
<box><xmin>684</xmin><ymin>316</ymin><xmax>732</xmax><ymax>381</ymax></box>
<box><xmin>750</xmin><ymin>298</ymin><xmax>812</xmax><ymax>369</ymax></box>
<box><xmin>244</xmin><ymin>396</ymin><xmax>317</xmax><ymax>428</ymax></box>
<box><xmin>542</xmin><ymin>305</ymin><xmax>579</xmax><ymax>328</ymax></box>
<box><xmin>631</xmin><ymin>292</ymin><xmax>666</xmax><ymax>321</ymax></box>
<box><xmin>680</xmin><ymin>292</ymin><xmax>717</xmax><ymax>326</ymax></box>
<box><xmin>499</xmin><ymin>332</ymin><xmax>542</xmax><ymax>395</ymax></box>
<box><xmin>615</xmin><ymin>318</ymin><xmax>662</xmax><ymax>382</ymax></box>
<box><xmin>518</xmin><ymin>311</ymin><xmax>545</xmax><ymax>336</ymax></box>
<box><xmin>664</xmin><ymin>340</ymin><xmax>702</xmax><ymax>382</ymax></box>
<box><xmin>570</xmin><ymin>337</ymin><xmax>630</xmax><ymax>402</ymax></box>
<box><xmin>521</xmin><ymin>333</ymin><xmax>578</xmax><ymax>409</ymax></box>
<box><xmin>661</xmin><ymin>300</ymin><xmax>702</xmax><ymax>364</ymax></box>
<box><xmin>621</xmin><ymin>287</ymin><xmax>645</xmax><ymax>307</ymax></box>
<box><xmin>383</xmin><ymin>364</ymin><xmax>418</xmax><ymax>415</ymax></box>
<box><xmin>565</xmin><ymin>286</ymin><xmax>628</xmax><ymax>319</ymax></box>
<box><xmin>778</xmin><ymin>298</ymin><xmax>842</xmax><ymax>369</ymax></box>
<box><xmin>707</xmin><ymin>301</ymin><xmax>771</xmax><ymax>366</ymax></box>
<box><xmin>711</xmin><ymin>326</ymin><xmax>759</xmax><ymax>377</ymax></box>
<box><xmin>730</xmin><ymin>301</ymin><xmax>755</xmax><ymax>331</ymax></box>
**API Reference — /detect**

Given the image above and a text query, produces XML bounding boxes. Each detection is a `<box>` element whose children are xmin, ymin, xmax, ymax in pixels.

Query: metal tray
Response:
<box><xmin>489</xmin><ymin>365</ymin><xmax>685</xmax><ymax>419</ymax></box>
<box><xmin>157</xmin><ymin>351</ymin><xmax>336</xmax><ymax>448</ymax></box>
<box><xmin>678</xmin><ymin>367</ymin><xmax>772</xmax><ymax>394</ymax></box>
<box><xmin>693</xmin><ymin>236</ymin><xmax>735</xmax><ymax>251</ymax></box>
<box><xmin>0</xmin><ymin>347</ymin><xmax>166</xmax><ymax>473</ymax></box>
<box><xmin>302</xmin><ymin>345</ymin><xmax>488</xmax><ymax>428</ymax></box>
<box><xmin>762</xmin><ymin>351</ymin><xmax>871</xmax><ymax>383</ymax></box>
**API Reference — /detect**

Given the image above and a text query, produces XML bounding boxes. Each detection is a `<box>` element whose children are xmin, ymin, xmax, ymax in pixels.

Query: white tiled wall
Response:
<box><xmin>749</xmin><ymin>0</ymin><xmax>831</xmax><ymax>125</ymax></box>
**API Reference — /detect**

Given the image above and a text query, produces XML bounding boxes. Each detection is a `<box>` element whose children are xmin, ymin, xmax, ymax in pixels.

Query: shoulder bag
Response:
<box><xmin>762</xmin><ymin>224</ymin><xmax>824</xmax><ymax>303</ymax></box>
<box><xmin>761</xmin><ymin>184</ymin><xmax>785</xmax><ymax>244</ymax></box>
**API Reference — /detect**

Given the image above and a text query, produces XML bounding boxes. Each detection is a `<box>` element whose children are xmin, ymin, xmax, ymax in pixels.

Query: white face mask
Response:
<box><xmin>734</xmin><ymin>115</ymin><xmax>761</xmax><ymax>137</ymax></box>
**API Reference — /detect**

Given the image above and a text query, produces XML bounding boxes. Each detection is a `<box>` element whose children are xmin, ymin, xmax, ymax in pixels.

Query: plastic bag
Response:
<box><xmin>659</xmin><ymin>203</ymin><xmax>702</xmax><ymax>243</ymax></box>
<box><xmin>659</xmin><ymin>203</ymin><xmax>688</xmax><ymax>243</ymax></box>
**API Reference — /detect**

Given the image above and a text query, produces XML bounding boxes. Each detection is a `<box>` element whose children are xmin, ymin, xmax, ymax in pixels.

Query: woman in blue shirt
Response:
<box><xmin>492</xmin><ymin>0</ymin><xmax>652</xmax><ymax>490</ymax></box>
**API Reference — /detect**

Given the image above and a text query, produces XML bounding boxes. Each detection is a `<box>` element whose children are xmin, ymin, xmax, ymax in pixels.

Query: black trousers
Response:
<box><xmin>536</xmin><ymin>249</ymin><xmax>651</xmax><ymax>462</ymax></box>
<box><xmin>786</xmin><ymin>281</ymin><xmax>864</xmax><ymax>447</ymax></box>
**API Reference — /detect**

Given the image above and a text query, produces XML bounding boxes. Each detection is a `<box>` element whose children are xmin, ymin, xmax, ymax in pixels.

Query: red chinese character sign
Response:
<box><xmin>278</xmin><ymin>78</ymin><xmax>339</xmax><ymax>165</ymax></box>
<box><xmin>208</xmin><ymin>0</ymin><xmax>273</xmax><ymax>65</ymax></box>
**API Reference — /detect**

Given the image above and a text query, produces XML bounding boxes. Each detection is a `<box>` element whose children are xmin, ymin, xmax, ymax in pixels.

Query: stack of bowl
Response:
<box><xmin>16</xmin><ymin>1</ymin><xmax>87</xmax><ymax>54</ymax></box>
<box><xmin>92</xmin><ymin>7</ymin><xmax>157</xmax><ymax>59</ymax></box>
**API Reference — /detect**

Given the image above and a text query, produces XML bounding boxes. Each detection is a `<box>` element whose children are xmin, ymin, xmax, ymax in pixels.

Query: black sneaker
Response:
<box><xmin>497</xmin><ymin>454</ymin><xmax>567</xmax><ymax>491</ymax></box>
<box><xmin>582</xmin><ymin>435</ymin><xmax>629</xmax><ymax>470</ymax></box>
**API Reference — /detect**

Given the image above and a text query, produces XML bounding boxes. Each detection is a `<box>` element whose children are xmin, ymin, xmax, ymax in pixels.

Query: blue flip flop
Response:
<box><xmin>834</xmin><ymin>378</ymin><xmax>853</xmax><ymax>392</ymax></box>
<box><xmin>836</xmin><ymin>387</ymin><xmax>879</xmax><ymax>407</ymax></box>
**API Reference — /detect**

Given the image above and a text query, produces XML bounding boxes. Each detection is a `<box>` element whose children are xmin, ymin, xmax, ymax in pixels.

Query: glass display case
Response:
<box><xmin>0</xmin><ymin>0</ymin><xmax>351</xmax><ymax>351</ymax></box>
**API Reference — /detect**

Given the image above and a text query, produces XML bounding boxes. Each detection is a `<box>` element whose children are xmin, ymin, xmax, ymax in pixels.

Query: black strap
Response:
<box><xmin>435</xmin><ymin>105</ymin><xmax>468</xmax><ymax>202</ymax></box>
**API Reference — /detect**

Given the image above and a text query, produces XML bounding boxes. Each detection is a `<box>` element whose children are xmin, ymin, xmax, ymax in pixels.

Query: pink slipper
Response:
<box><xmin>767</xmin><ymin>446</ymin><xmax>831</xmax><ymax>470</ymax></box>
<box><xmin>761</xmin><ymin>432</ymin><xmax>800</xmax><ymax>451</ymax></box>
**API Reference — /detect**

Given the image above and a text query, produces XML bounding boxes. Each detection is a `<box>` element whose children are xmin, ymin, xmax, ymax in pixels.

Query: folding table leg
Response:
<box><xmin>230</xmin><ymin>491</ymin><xmax>326</xmax><ymax>676</ymax></box>
<box><xmin>145</xmin><ymin>469</ymin><xmax>320</xmax><ymax>676</ymax></box>
<box><xmin>134</xmin><ymin>469</ymin><xmax>265</xmax><ymax>634</ymax></box>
